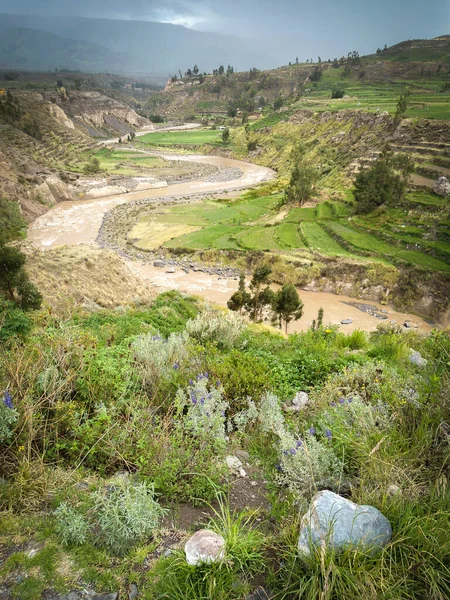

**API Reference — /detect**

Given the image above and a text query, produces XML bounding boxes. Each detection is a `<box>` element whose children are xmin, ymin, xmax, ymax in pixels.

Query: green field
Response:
<box><xmin>137</xmin><ymin>129</ymin><xmax>223</xmax><ymax>146</ymax></box>
<box><xmin>127</xmin><ymin>187</ymin><xmax>450</xmax><ymax>273</ymax></box>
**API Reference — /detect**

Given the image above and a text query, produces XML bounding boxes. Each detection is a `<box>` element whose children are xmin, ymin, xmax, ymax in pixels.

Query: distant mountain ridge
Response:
<box><xmin>0</xmin><ymin>13</ymin><xmax>277</xmax><ymax>75</ymax></box>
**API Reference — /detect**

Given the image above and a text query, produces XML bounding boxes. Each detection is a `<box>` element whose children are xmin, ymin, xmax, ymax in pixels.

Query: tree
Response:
<box><xmin>218</xmin><ymin>65</ymin><xmax>225</xmax><ymax>75</ymax></box>
<box><xmin>331</xmin><ymin>87</ymin><xmax>345</xmax><ymax>99</ymax></box>
<box><xmin>284</xmin><ymin>147</ymin><xmax>317</xmax><ymax>205</ymax></box>
<box><xmin>222</xmin><ymin>127</ymin><xmax>230</xmax><ymax>143</ymax></box>
<box><xmin>0</xmin><ymin>198</ymin><xmax>27</xmax><ymax>245</ymax></box>
<box><xmin>83</xmin><ymin>157</ymin><xmax>101</xmax><ymax>175</ymax></box>
<box><xmin>353</xmin><ymin>147</ymin><xmax>413</xmax><ymax>214</ymax></box>
<box><xmin>227</xmin><ymin>274</ymin><xmax>251</xmax><ymax>314</ymax></box>
<box><xmin>249</xmin><ymin>266</ymin><xmax>272</xmax><ymax>321</ymax></box>
<box><xmin>0</xmin><ymin>245</ymin><xmax>42</xmax><ymax>310</ymax></box>
<box><xmin>295</xmin><ymin>57</ymin><xmax>299</xmax><ymax>64</ymax></box>
<box><xmin>393</xmin><ymin>91</ymin><xmax>411</xmax><ymax>128</ymax></box>
<box><xmin>272</xmin><ymin>284</ymin><xmax>304</xmax><ymax>333</ymax></box>
<box><xmin>193</xmin><ymin>65</ymin><xmax>199</xmax><ymax>76</ymax></box>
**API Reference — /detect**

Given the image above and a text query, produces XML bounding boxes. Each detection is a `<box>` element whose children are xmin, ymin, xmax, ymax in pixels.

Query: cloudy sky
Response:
<box><xmin>0</xmin><ymin>0</ymin><xmax>448</xmax><ymax>60</ymax></box>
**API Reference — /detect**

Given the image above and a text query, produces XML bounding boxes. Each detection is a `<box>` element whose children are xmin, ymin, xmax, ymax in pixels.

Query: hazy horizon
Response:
<box><xmin>0</xmin><ymin>0</ymin><xmax>448</xmax><ymax>65</ymax></box>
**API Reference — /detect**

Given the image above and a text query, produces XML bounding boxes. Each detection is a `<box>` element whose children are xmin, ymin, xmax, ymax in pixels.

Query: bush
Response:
<box><xmin>83</xmin><ymin>157</ymin><xmax>101</xmax><ymax>175</ymax></box>
<box><xmin>55</xmin><ymin>480</ymin><xmax>165</xmax><ymax>555</ymax></box>
<box><xmin>331</xmin><ymin>87</ymin><xmax>345</xmax><ymax>99</ymax></box>
<box><xmin>186</xmin><ymin>310</ymin><xmax>245</xmax><ymax>349</ymax></box>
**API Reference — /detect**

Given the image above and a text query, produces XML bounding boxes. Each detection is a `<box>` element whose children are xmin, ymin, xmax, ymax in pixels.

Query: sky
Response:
<box><xmin>0</xmin><ymin>0</ymin><xmax>449</xmax><ymax>61</ymax></box>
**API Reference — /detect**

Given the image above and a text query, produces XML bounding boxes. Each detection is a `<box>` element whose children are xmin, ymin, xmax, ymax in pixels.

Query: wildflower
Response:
<box><xmin>216</xmin><ymin>380</ymin><xmax>221</xmax><ymax>388</ymax></box>
<box><xmin>347</xmin><ymin>396</ymin><xmax>353</xmax><ymax>403</ymax></box>
<box><xmin>296</xmin><ymin>439</ymin><xmax>303</xmax><ymax>448</ymax></box>
<box><xmin>173</xmin><ymin>362</ymin><xmax>179</xmax><ymax>370</ymax></box>
<box><xmin>3</xmin><ymin>391</ymin><xmax>13</xmax><ymax>410</ymax></box>
<box><xmin>331</xmin><ymin>401</ymin><xmax>336</xmax><ymax>407</ymax></box>
<box><xmin>189</xmin><ymin>379</ymin><xmax>194</xmax><ymax>386</ymax></box>
<box><xmin>325</xmin><ymin>429</ymin><xmax>333</xmax><ymax>440</ymax></box>
<box><xmin>275</xmin><ymin>463</ymin><xmax>283</xmax><ymax>472</ymax></box>
<box><xmin>325</xmin><ymin>329</ymin><xmax>332</xmax><ymax>334</ymax></box>
<box><xmin>339</xmin><ymin>398</ymin><xmax>345</xmax><ymax>405</ymax></box>
<box><xmin>290</xmin><ymin>448</ymin><xmax>296</xmax><ymax>455</ymax></box>
<box><xmin>18</xmin><ymin>445</ymin><xmax>24</xmax><ymax>452</ymax></box>
<box><xmin>200</xmin><ymin>397</ymin><xmax>205</xmax><ymax>405</ymax></box>
<box><xmin>309</xmin><ymin>426</ymin><xmax>316</xmax><ymax>435</ymax></box>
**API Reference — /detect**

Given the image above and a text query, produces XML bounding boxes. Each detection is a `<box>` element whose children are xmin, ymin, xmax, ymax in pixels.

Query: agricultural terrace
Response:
<box><xmin>128</xmin><ymin>189</ymin><xmax>450</xmax><ymax>274</ymax></box>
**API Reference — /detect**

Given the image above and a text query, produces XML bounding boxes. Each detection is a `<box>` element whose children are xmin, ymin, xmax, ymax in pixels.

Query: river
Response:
<box><xmin>28</xmin><ymin>144</ymin><xmax>433</xmax><ymax>334</ymax></box>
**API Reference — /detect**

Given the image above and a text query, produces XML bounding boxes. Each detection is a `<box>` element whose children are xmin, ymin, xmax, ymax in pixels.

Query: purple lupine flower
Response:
<box><xmin>190</xmin><ymin>392</ymin><xmax>197</xmax><ymax>405</ymax></box>
<box><xmin>282</xmin><ymin>450</ymin><xmax>289</xmax><ymax>456</ymax></box>
<box><xmin>204</xmin><ymin>372</ymin><xmax>209</xmax><ymax>379</ymax></box>
<box><xmin>189</xmin><ymin>379</ymin><xmax>194</xmax><ymax>386</ymax></box>
<box><xmin>206</xmin><ymin>411</ymin><xmax>210</xmax><ymax>417</ymax></box>
<box><xmin>200</xmin><ymin>397</ymin><xmax>205</xmax><ymax>405</ymax></box>
<box><xmin>347</xmin><ymin>397</ymin><xmax>353</xmax><ymax>403</ymax></box>
<box><xmin>296</xmin><ymin>439</ymin><xmax>303</xmax><ymax>448</ymax></box>
<box><xmin>221</xmin><ymin>411</ymin><xmax>225</xmax><ymax>417</ymax></box>
<box><xmin>275</xmin><ymin>463</ymin><xmax>283</xmax><ymax>472</ymax></box>
<box><xmin>3</xmin><ymin>391</ymin><xmax>13</xmax><ymax>410</ymax></box>
<box><xmin>197</xmin><ymin>373</ymin><xmax>203</xmax><ymax>381</ymax></box>
<box><xmin>325</xmin><ymin>429</ymin><xmax>333</xmax><ymax>440</ymax></box>
<box><xmin>173</xmin><ymin>362</ymin><xmax>179</xmax><ymax>370</ymax></box>
<box><xmin>216</xmin><ymin>380</ymin><xmax>221</xmax><ymax>388</ymax></box>
<box><xmin>309</xmin><ymin>426</ymin><xmax>316</xmax><ymax>435</ymax></box>
<box><xmin>331</xmin><ymin>401</ymin><xmax>336</xmax><ymax>407</ymax></box>
<box><xmin>290</xmin><ymin>448</ymin><xmax>296</xmax><ymax>455</ymax></box>
<box><xmin>339</xmin><ymin>398</ymin><xmax>345</xmax><ymax>405</ymax></box>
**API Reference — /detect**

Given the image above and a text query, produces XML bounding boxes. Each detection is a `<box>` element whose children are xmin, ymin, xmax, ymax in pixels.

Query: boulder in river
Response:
<box><xmin>298</xmin><ymin>490</ymin><xmax>392</xmax><ymax>557</ymax></box>
<box><xmin>341</xmin><ymin>318</ymin><xmax>353</xmax><ymax>325</ymax></box>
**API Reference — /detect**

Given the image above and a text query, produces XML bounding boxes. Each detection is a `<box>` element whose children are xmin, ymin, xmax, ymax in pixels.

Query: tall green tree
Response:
<box><xmin>227</xmin><ymin>274</ymin><xmax>251</xmax><ymax>315</ymax></box>
<box><xmin>272</xmin><ymin>283</ymin><xmax>304</xmax><ymax>333</ymax></box>
<box><xmin>249</xmin><ymin>266</ymin><xmax>272</xmax><ymax>321</ymax></box>
<box><xmin>393</xmin><ymin>91</ymin><xmax>411</xmax><ymax>128</ymax></box>
<box><xmin>284</xmin><ymin>146</ymin><xmax>317</xmax><ymax>205</ymax></box>
<box><xmin>353</xmin><ymin>147</ymin><xmax>413</xmax><ymax>214</ymax></box>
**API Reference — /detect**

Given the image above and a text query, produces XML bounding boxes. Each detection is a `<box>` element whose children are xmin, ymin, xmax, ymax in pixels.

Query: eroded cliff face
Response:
<box><xmin>42</xmin><ymin>91</ymin><xmax>151</xmax><ymax>137</ymax></box>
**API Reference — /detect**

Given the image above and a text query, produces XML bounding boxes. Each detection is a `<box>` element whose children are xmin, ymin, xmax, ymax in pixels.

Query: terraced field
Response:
<box><xmin>130</xmin><ymin>189</ymin><xmax>450</xmax><ymax>273</ymax></box>
<box><xmin>137</xmin><ymin>129</ymin><xmax>223</xmax><ymax>147</ymax></box>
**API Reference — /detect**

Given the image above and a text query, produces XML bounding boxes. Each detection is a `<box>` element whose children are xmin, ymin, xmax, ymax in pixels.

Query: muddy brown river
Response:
<box><xmin>28</xmin><ymin>148</ymin><xmax>432</xmax><ymax>334</ymax></box>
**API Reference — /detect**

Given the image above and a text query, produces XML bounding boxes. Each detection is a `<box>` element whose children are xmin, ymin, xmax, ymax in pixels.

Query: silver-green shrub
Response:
<box><xmin>185</xmin><ymin>309</ymin><xmax>245</xmax><ymax>349</ymax></box>
<box><xmin>132</xmin><ymin>331</ymin><xmax>189</xmax><ymax>391</ymax></box>
<box><xmin>175</xmin><ymin>374</ymin><xmax>227</xmax><ymax>451</ymax></box>
<box><xmin>92</xmin><ymin>481</ymin><xmax>165</xmax><ymax>554</ymax></box>
<box><xmin>54</xmin><ymin>501</ymin><xmax>89</xmax><ymax>546</ymax></box>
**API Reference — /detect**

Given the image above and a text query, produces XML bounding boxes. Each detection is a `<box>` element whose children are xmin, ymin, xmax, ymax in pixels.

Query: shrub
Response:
<box><xmin>132</xmin><ymin>331</ymin><xmax>190</xmax><ymax>393</ymax></box>
<box><xmin>54</xmin><ymin>502</ymin><xmax>89</xmax><ymax>546</ymax></box>
<box><xmin>0</xmin><ymin>390</ymin><xmax>18</xmax><ymax>443</ymax></box>
<box><xmin>175</xmin><ymin>373</ymin><xmax>227</xmax><ymax>451</ymax></box>
<box><xmin>83</xmin><ymin>157</ymin><xmax>101</xmax><ymax>175</ymax></box>
<box><xmin>186</xmin><ymin>310</ymin><xmax>245</xmax><ymax>349</ymax></box>
<box><xmin>331</xmin><ymin>87</ymin><xmax>345</xmax><ymax>99</ymax></box>
<box><xmin>55</xmin><ymin>480</ymin><xmax>165</xmax><ymax>555</ymax></box>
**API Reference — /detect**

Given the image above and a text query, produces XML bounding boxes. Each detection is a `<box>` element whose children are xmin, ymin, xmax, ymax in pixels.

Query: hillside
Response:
<box><xmin>0</xmin><ymin>13</ymin><xmax>276</xmax><ymax>74</ymax></box>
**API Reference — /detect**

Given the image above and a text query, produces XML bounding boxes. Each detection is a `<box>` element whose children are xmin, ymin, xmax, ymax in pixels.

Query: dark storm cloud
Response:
<box><xmin>0</xmin><ymin>0</ymin><xmax>447</xmax><ymax>59</ymax></box>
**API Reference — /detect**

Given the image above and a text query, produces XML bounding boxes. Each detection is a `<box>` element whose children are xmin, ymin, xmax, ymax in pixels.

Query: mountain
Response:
<box><xmin>367</xmin><ymin>35</ymin><xmax>450</xmax><ymax>63</ymax></box>
<box><xmin>0</xmin><ymin>14</ymin><xmax>277</xmax><ymax>75</ymax></box>
<box><xmin>0</xmin><ymin>23</ymin><xmax>137</xmax><ymax>72</ymax></box>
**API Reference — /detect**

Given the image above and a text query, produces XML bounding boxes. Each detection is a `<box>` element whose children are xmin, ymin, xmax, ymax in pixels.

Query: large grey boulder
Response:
<box><xmin>185</xmin><ymin>529</ymin><xmax>225</xmax><ymax>566</ymax></box>
<box><xmin>433</xmin><ymin>176</ymin><xmax>450</xmax><ymax>198</ymax></box>
<box><xmin>298</xmin><ymin>490</ymin><xmax>392</xmax><ymax>557</ymax></box>
<box><xmin>409</xmin><ymin>349</ymin><xmax>427</xmax><ymax>368</ymax></box>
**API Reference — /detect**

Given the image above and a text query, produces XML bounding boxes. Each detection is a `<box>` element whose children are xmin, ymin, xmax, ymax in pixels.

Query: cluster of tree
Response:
<box><xmin>228</xmin><ymin>269</ymin><xmax>304</xmax><ymax>333</ymax></box>
<box><xmin>284</xmin><ymin>145</ymin><xmax>318</xmax><ymax>206</ymax></box>
<box><xmin>3</xmin><ymin>71</ymin><xmax>19</xmax><ymax>81</ymax></box>
<box><xmin>212</xmin><ymin>65</ymin><xmax>234</xmax><ymax>76</ymax></box>
<box><xmin>376</xmin><ymin>44</ymin><xmax>389</xmax><ymax>54</ymax></box>
<box><xmin>331</xmin><ymin>87</ymin><xmax>345</xmax><ymax>99</ymax></box>
<box><xmin>353</xmin><ymin>146</ymin><xmax>413</xmax><ymax>214</ymax></box>
<box><xmin>309</xmin><ymin>66</ymin><xmax>323</xmax><ymax>82</ymax></box>
<box><xmin>83</xmin><ymin>156</ymin><xmax>101</xmax><ymax>175</ymax></box>
<box><xmin>149</xmin><ymin>114</ymin><xmax>165</xmax><ymax>123</ymax></box>
<box><xmin>0</xmin><ymin>198</ymin><xmax>42</xmax><ymax>341</ymax></box>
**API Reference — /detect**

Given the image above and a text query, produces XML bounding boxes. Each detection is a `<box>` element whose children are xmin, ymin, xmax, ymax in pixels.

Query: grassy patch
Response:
<box><xmin>137</xmin><ymin>129</ymin><xmax>223</xmax><ymax>146</ymax></box>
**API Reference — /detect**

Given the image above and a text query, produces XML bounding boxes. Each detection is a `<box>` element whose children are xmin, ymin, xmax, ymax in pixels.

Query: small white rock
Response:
<box><xmin>226</xmin><ymin>455</ymin><xmax>243</xmax><ymax>473</ymax></box>
<box><xmin>185</xmin><ymin>529</ymin><xmax>225</xmax><ymax>566</ymax></box>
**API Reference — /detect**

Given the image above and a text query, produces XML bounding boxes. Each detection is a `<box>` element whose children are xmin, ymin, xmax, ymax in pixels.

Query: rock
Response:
<box><xmin>298</xmin><ymin>490</ymin><xmax>392</xmax><ymax>557</ymax></box>
<box><xmin>340</xmin><ymin>318</ymin><xmax>353</xmax><ymax>325</ymax></box>
<box><xmin>226</xmin><ymin>455</ymin><xmax>246</xmax><ymax>477</ymax></box>
<box><xmin>433</xmin><ymin>176</ymin><xmax>450</xmax><ymax>198</ymax></box>
<box><xmin>153</xmin><ymin>260</ymin><xmax>165</xmax><ymax>267</ymax></box>
<box><xmin>185</xmin><ymin>529</ymin><xmax>225</xmax><ymax>566</ymax></box>
<box><xmin>403</xmin><ymin>321</ymin><xmax>412</xmax><ymax>328</ymax></box>
<box><xmin>235</xmin><ymin>449</ymin><xmax>250</xmax><ymax>463</ymax></box>
<box><xmin>165</xmin><ymin>267</ymin><xmax>176</xmax><ymax>273</ymax></box>
<box><xmin>292</xmin><ymin>391</ymin><xmax>309</xmax><ymax>408</ymax></box>
<box><xmin>409</xmin><ymin>349</ymin><xmax>427</xmax><ymax>367</ymax></box>
<box><xmin>128</xmin><ymin>583</ymin><xmax>138</xmax><ymax>599</ymax></box>
<box><xmin>283</xmin><ymin>391</ymin><xmax>309</xmax><ymax>413</ymax></box>
<box><xmin>386</xmin><ymin>484</ymin><xmax>401</xmax><ymax>498</ymax></box>
<box><xmin>60</xmin><ymin>593</ymin><xmax>80</xmax><ymax>600</ymax></box>
<box><xmin>92</xmin><ymin>594</ymin><xmax>118</xmax><ymax>600</ymax></box>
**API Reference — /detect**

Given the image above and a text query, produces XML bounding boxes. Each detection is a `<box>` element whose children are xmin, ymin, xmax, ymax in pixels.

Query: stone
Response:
<box><xmin>298</xmin><ymin>490</ymin><xmax>392</xmax><ymax>557</ymax></box>
<box><xmin>226</xmin><ymin>455</ymin><xmax>243</xmax><ymax>472</ymax></box>
<box><xmin>184</xmin><ymin>529</ymin><xmax>225</xmax><ymax>566</ymax></box>
<box><xmin>91</xmin><ymin>594</ymin><xmax>118</xmax><ymax>600</ymax></box>
<box><xmin>128</xmin><ymin>583</ymin><xmax>138</xmax><ymax>599</ymax></box>
<box><xmin>403</xmin><ymin>321</ymin><xmax>412</xmax><ymax>328</ymax></box>
<box><xmin>165</xmin><ymin>267</ymin><xmax>176</xmax><ymax>274</ymax></box>
<box><xmin>433</xmin><ymin>176</ymin><xmax>450</xmax><ymax>198</ymax></box>
<box><xmin>235</xmin><ymin>449</ymin><xmax>250</xmax><ymax>463</ymax></box>
<box><xmin>60</xmin><ymin>593</ymin><xmax>80</xmax><ymax>600</ymax></box>
<box><xmin>292</xmin><ymin>391</ymin><xmax>309</xmax><ymax>408</ymax></box>
<box><xmin>340</xmin><ymin>318</ymin><xmax>353</xmax><ymax>325</ymax></box>
<box><xmin>386</xmin><ymin>484</ymin><xmax>401</xmax><ymax>498</ymax></box>
<box><xmin>409</xmin><ymin>349</ymin><xmax>427</xmax><ymax>368</ymax></box>
<box><xmin>153</xmin><ymin>260</ymin><xmax>165</xmax><ymax>267</ymax></box>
